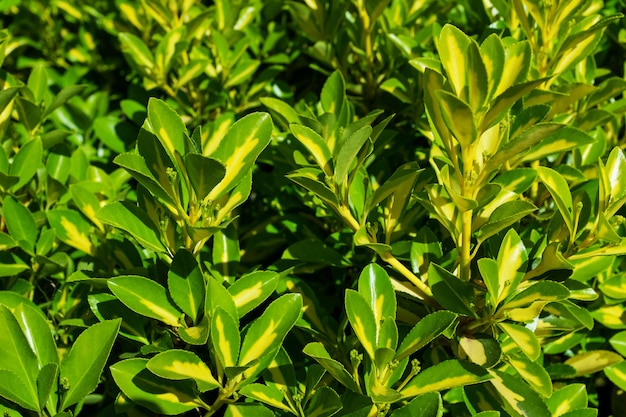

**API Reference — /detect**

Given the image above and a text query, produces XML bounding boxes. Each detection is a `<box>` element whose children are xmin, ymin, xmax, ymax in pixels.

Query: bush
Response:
<box><xmin>1</xmin><ymin>1</ymin><xmax>626</xmax><ymax>416</ymax></box>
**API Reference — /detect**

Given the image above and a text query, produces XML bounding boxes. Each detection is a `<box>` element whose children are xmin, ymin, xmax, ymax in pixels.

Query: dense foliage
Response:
<box><xmin>1</xmin><ymin>0</ymin><xmax>626</xmax><ymax>416</ymax></box>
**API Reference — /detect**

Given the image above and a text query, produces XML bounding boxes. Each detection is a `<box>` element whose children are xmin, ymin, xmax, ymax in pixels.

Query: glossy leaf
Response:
<box><xmin>147</xmin><ymin>98</ymin><xmax>186</xmax><ymax>170</ymax></box>
<box><xmin>13</xmin><ymin>303</ymin><xmax>58</xmax><ymax>368</ymax></box>
<box><xmin>97</xmin><ymin>201</ymin><xmax>166</xmax><ymax>253</ymax></box>
<box><xmin>0</xmin><ymin>369</ymin><xmax>38</xmax><ymax>411</ymax></box>
<box><xmin>495</xmin><ymin>229</ymin><xmax>528</xmax><ymax>306</ymax></box>
<box><xmin>400</xmin><ymin>360</ymin><xmax>490</xmax><ymax>398</ymax></box>
<box><xmin>2</xmin><ymin>196</ymin><xmax>37</xmax><ymax>254</ymax></box>
<box><xmin>334</xmin><ymin>125</ymin><xmax>372</xmax><ymax>184</ymax></box>
<box><xmin>358</xmin><ymin>264</ymin><xmax>396</xmax><ymax>348</ymax></box>
<box><xmin>304</xmin><ymin>386</ymin><xmax>342</xmax><ymax>417</ymax></box>
<box><xmin>60</xmin><ymin>319</ymin><xmax>121</xmax><ymax>409</ymax></box>
<box><xmin>498</xmin><ymin>322</ymin><xmax>540</xmax><ymax>361</ymax></box>
<box><xmin>110</xmin><ymin>358</ymin><xmax>200</xmax><ymax>415</ymax></box>
<box><xmin>290</xmin><ymin>123</ymin><xmax>333</xmax><ymax>176</ymax></box>
<box><xmin>238</xmin><ymin>294</ymin><xmax>302</xmax><ymax>379</ymax></box>
<box><xmin>119</xmin><ymin>32</ymin><xmax>154</xmax><ymax>71</ymax></box>
<box><xmin>564</xmin><ymin>351</ymin><xmax>623</xmax><ymax>377</ymax></box>
<box><xmin>0</xmin><ymin>305</ymin><xmax>39</xmax><ymax>411</ymax></box>
<box><xmin>205</xmin><ymin>276</ymin><xmax>238</xmax><ymax>322</ymax></box>
<box><xmin>211</xmin><ymin>307</ymin><xmax>240</xmax><ymax>368</ymax></box>
<box><xmin>429</xmin><ymin>264</ymin><xmax>477</xmax><ymax>318</ymax></box>
<box><xmin>396</xmin><ymin>311</ymin><xmax>457</xmax><ymax>361</ymax></box>
<box><xmin>501</xmin><ymin>281</ymin><xmax>570</xmax><ymax>310</ymax></box>
<box><xmin>108</xmin><ymin>276</ymin><xmax>182</xmax><ymax>327</ymax></box>
<box><xmin>168</xmin><ymin>249</ymin><xmax>205</xmax><ymax>323</ymax></box>
<box><xmin>459</xmin><ymin>334</ymin><xmax>501</xmax><ymax>368</ymax></box>
<box><xmin>345</xmin><ymin>289</ymin><xmax>377</xmax><ymax>360</ymax></box>
<box><xmin>545</xmin><ymin>383</ymin><xmax>588</xmax><ymax>416</ymax></box>
<box><xmin>37</xmin><ymin>363</ymin><xmax>58</xmax><ymax>414</ymax></box>
<box><xmin>88</xmin><ymin>293</ymin><xmax>149</xmax><ymax>345</ymax></box>
<box><xmin>303</xmin><ymin>342</ymin><xmax>360</xmax><ymax>392</ymax></box>
<box><xmin>604</xmin><ymin>361</ymin><xmax>626</xmax><ymax>391</ymax></box>
<box><xmin>475</xmin><ymin>201</ymin><xmax>537</xmax><ymax>245</ymax></box>
<box><xmin>47</xmin><ymin>209</ymin><xmax>95</xmax><ymax>255</ymax></box>
<box><xmin>184</xmin><ymin>153</ymin><xmax>226</xmax><ymax>201</ymax></box>
<box><xmin>228</xmin><ymin>271</ymin><xmax>278</xmax><ymax>318</ymax></box>
<box><xmin>538</xmin><ymin>167</ymin><xmax>575</xmax><ymax>237</ymax></box>
<box><xmin>239</xmin><ymin>383</ymin><xmax>291</xmax><ymax>412</ymax></box>
<box><xmin>489</xmin><ymin>369</ymin><xmax>550</xmax><ymax>417</ymax></box>
<box><xmin>390</xmin><ymin>392</ymin><xmax>442</xmax><ymax>417</ymax></box>
<box><xmin>147</xmin><ymin>350</ymin><xmax>219</xmax><ymax>392</ymax></box>
<box><xmin>507</xmin><ymin>354</ymin><xmax>552</xmax><ymax>397</ymax></box>
<box><xmin>207</xmin><ymin>112</ymin><xmax>273</xmax><ymax>200</ymax></box>
<box><xmin>9</xmin><ymin>137</ymin><xmax>42</xmax><ymax>191</ymax></box>
<box><xmin>438</xmin><ymin>24</ymin><xmax>471</xmax><ymax>100</ymax></box>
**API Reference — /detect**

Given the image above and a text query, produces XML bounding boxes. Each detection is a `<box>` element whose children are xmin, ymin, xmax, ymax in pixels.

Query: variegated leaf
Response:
<box><xmin>147</xmin><ymin>349</ymin><xmax>219</xmax><ymax>392</ymax></box>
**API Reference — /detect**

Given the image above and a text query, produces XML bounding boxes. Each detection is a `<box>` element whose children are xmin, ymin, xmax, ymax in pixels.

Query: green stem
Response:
<box><xmin>459</xmin><ymin>209</ymin><xmax>473</xmax><ymax>282</ymax></box>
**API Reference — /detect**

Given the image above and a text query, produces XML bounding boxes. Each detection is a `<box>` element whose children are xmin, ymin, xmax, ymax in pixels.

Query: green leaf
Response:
<box><xmin>119</xmin><ymin>32</ymin><xmax>155</xmax><ymax>71</ymax></box>
<box><xmin>136</xmin><ymin>126</ymin><xmax>180</xmax><ymax>201</ymax></box>
<box><xmin>13</xmin><ymin>303</ymin><xmax>58</xmax><ymax>368</ymax></box>
<box><xmin>108</xmin><ymin>276</ymin><xmax>182</xmax><ymax>327</ymax></box>
<box><xmin>396</xmin><ymin>311</ymin><xmax>457</xmax><ymax>361</ymax></box>
<box><xmin>604</xmin><ymin>361</ymin><xmax>626</xmax><ymax>391</ymax></box>
<box><xmin>538</xmin><ymin>167</ymin><xmax>575</xmax><ymax>238</ymax></box>
<box><xmin>205</xmin><ymin>276</ymin><xmax>238</xmax><ymax>321</ymax></box>
<box><xmin>0</xmin><ymin>369</ymin><xmax>38</xmax><ymax>411</ymax></box>
<box><xmin>260</xmin><ymin>97</ymin><xmax>301</xmax><ymax>129</ymax></box>
<box><xmin>390</xmin><ymin>392</ymin><xmax>442</xmax><ymax>417</ymax></box>
<box><xmin>14</xmin><ymin>97</ymin><xmax>41</xmax><ymax>132</ymax></box>
<box><xmin>264</xmin><ymin>347</ymin><xmax>298</xmax><ymax>395</ymax></box>
<box><xmin>609</xmin><ymin>331</ymin><xmax>626</xmax><ymax>356</ymax></box>
<box><xmin>168</xmin><ymin>249</ymin><xmax>205</xmax><ymax>323</ymax></box>
<box><xmin>302</xmin><ymin>342</ymin><xmax>360</xmax><ymax>393</ymax></box>
<box><xmin>228</xmin><ymin>271</ymin><xmax>278</xmax><ymax>318</ymax></box>
<box><xmin>47</xmin><ymin>209</ymin><xmax>95</xmax><ymax>255</ymax></box>
<box><xmin>304</xmin><ymin>386</ymin><xmax>342</xmax><ymax>417</ymax></box>
<box><xmin>358</xmin><ymin>264</ymin><xmax>396</xmax><ymax>348</ymax></box>
<box><xmin>42</xmin><ymin>84</ymin><xmax>85</xmax><ymax>121</ymax></box>
<box><xmin>225</xmin><ymin>403</ymin><xmax>275</xmax><ymax>417</ymax></box>
<box><xmin>522</xmin><ymin>127</ymin><xmax>594</xmax><ymax>162</ymax></box>
<box><xmin>479</xmin><ymin>34</ymin><xmax>505</xmax><ymax>100</ymax></box>
<box><xmin>436</xmin><ymin>90</ymin><xmax>476</xmax><ymax>148</ymax></box>
<box><xmin>212</xmin><ymin>224</ymin><xmax>240</xmax><ymax>281</ymax></box>
<box><xmin>207</xmin><ymin>112</ymin><xmax>273</xmax><ymax>200</ymax></box>
<box><xmin>114</xmin><ymin>152</ymin><xmax>177</xmax><ymax>207</ymax></box>
<box><xmin>110</xmin><ymin>358</ymin><xmax>200</xmax><ymax>415</ymax></box>
<box><xmin>564</xmin><ymin>350</ymin><xmax>623</xmax><ymax>377</ymax></box>
<box><xmin>2</xmin><ymin>196</ymin><xmax>37</xmax><ymax>254</ymax></box>
<box><xmin>88</xmin><ymin>293</ymin><xmax>149</xmax><ymax>345</ymax></box>
<box><xmin>507</xmin><ymin>354</ymin><xmax>552</xmax><ymax>397</ymax></box>
<box><xmin>438</xmin><ymin>24</ymin><xmax>471</xmax><ymax>100</ymax></box>
<box><xmin>489</xmin><ymin>369</ymin><xmax>550</xmax><ymax>417</ymax></box>
<box><xmin>459</xmin><ymin>334</ymin><xmax>501</xmax><ymax>368</ymax></box>
<box><xmin>211</xmin><ymin>307</ymin><xmax>240</xmax><ymax>368</ymax></box>
<box><xmin>238</xmin><ymin>294</ymin><xmax>302</xmax><ymax>379</ymax></box>
<box><xmin>334</xmin><ymin>125</ymin><xmax>372</xmax><ymax>184</ymax></box>
<box><xmin>475</xmin><ymin>201</ymin><xmax>537</xmax><ymax>246</ymax></box>
<box><xmin>345</xmin><ymin>289</ymin><xmax>377</xmax><ymax>360</ymax></box>
<box><xmin>0</xmin><ymin>305</ymin><xmax>39</xmax><ymax>411</ymax></box>
<box><xmin>60</xmin><ymin>319</ymin><xmax>121</xmax><ymax>409</ymax></box>
<box><xmin>497</xmin><ymin>322</ymin><xmax>540</xmax><ymax>361</ymax></box>
<box><xmin>9</xmin><ymin>137</ymin><xmax>43</xmax><ymax>191</ymax></box>
<box><xmin>429</xmin><ymin>264</ymin><xmax>477</xmax><ymax>318</ymax></box>
<box><xmin>184</xmin><ymin>153</ymin><xmax>226</xmax><ymax>201</ymax></box>
<box><xmin>545</xmin><ymin>383</ymin><xmax>589</xmax><ymax>416</ymax></box>
<box><xmin>501</xmin><ymin>281</ymin><xmax>570</xmax><ymax>310</ymax></box>
<box><xmin>495</xmin><ymin>229</ymin><xmax>528</xmax><ymax>306</ymax></box>
<box><xmin>97</xmin><ymin>201</ymin><xmax>167</xmax><ymax>254</ymax></box>
<box><xmin>147</xmin><ymin>98</ymin><xmax>186</xmax><ymax>169</ymax></box>
<box><xmin>400</xmin><ymin>360</ymin><xmax>490</xmax><ymax>398</ymax></box>
<box><xmin>69</xmin><ymin>183</ymin><xmax>105</xmax><ymax>231</ymax></box>
<box><xmin>481</xmin><ymin>78</ymin><xmax>549</xmax><ymax>131</ymax></box>
<box><xmin>239</xmin><ymin>383</ymin><xmax>291</xmax><ymax>412</ymax></box>
<box><xmin>37</xmin><ymin>362</ymin><xmax>58</xmax><ymax>413</ymax></box>
<box><xmin>147</xmin><ymin>350</ymin><xmax>219</xmax><ymax>393</ymax></box>
<box><xmin>179</xmin><ymin>316</ymin><xmax>210</xmax><ymax>345</ymax></box>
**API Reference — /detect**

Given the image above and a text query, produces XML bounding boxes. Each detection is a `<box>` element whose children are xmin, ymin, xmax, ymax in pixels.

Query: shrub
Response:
<box><xmin>1</xmin><ymin>1</ymin><xmax>626</xmax><ymax>416</ymax></box>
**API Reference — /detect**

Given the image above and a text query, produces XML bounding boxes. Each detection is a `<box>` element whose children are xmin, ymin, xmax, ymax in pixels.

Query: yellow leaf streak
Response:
<box><xmin>165</xmin><ymin>360</ymin><xmax>218</xmax><ymax>387</ymax></box>
<box><xmin>60</xmin><ymin>216</ymin><xmax>95</xmax><ymax>255</ymax></box>
<box><xmin>247</xmin><ymin>389</ymin><xmax>289</xmax><ymax>411</ymax></box>
<box><xmin>214</xmin><ymin>314</ymin><xmax>235</xmax><ymax>367</ymax></box>
<box><xmin>401</xmin><ymin>374</ymin><xmax>483</xmax><ymax>398</ymax></box>
<box><xmin>139</xmin><ymin>299</ymin><xmax>180</xmax><ymax>327</ymax></box>
<box><xmin>232</xmin><ymin>281</ymin><xmax>263</xmax><ymax>311</ymax></box>
<box><xmin>208</xmin><ymin>137</ymin><xmax>260</xmax><ymax>200</ymax></box>
<box><xmin>239</xmin><ymin>320</ymin><xmax>279</xmax><ymax>367</ymax></box>
<box><xmin>353</xmin><ymin>315</ymin><xmax>375</xmax><ymax>359</ymax></box>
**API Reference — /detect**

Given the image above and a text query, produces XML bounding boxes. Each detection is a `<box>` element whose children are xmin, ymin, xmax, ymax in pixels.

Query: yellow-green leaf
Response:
<box><xmin>498</xmin><ymin>322</ymin><xmax>540</xmax><ymax>361</ymax></box>
<box><xmin>400</xmin><ymin>360</ymin><xmax>490</xmax><ymax>398</ymax></box>
<box><xmin>147</xmin><ymin>350</ymin><xmax>219</xmax><ymax>392</ymax></box>
<box><xmin>108</xmin><ymin>276</ymin><xmax>182</xmax><ymax>327</ymax></box>
<box><xmin>564</xmin><ymin>350</ymin><xmax>623</xmax><ymax>377</ymax></box>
